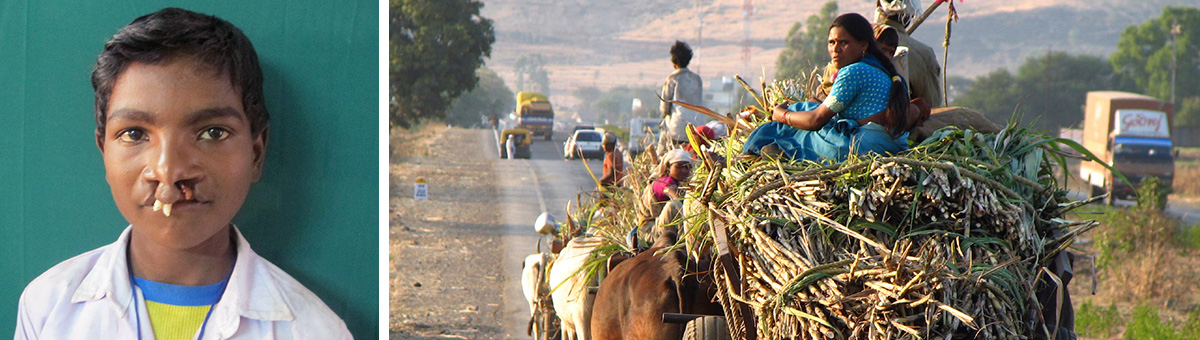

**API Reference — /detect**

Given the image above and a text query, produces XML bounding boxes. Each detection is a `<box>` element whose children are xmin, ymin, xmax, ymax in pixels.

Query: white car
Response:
<box><xmin>564</xmin><ymin>130</ymin><xmax>604</xmax><ymax>159</ymax></box>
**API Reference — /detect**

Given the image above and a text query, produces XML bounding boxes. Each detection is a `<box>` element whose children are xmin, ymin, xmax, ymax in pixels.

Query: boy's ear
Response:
<box><xmin>95</xmin><ymin>130</ymin><xmax>105</xmax><ymax>153</ymax></box>
<box><xmin>251</xmin><ymin>127</ymin><xmax>269</xmax><ymax>182</ymax></box>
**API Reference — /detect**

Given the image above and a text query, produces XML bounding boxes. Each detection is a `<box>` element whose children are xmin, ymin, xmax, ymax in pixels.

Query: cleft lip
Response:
<box><xmin>137</xmin><ymin>182</ymin><xmax>207</xmax><ymax>213</ymax></box>
<box><xmin>139</xmin><ymin>196</ymin><xmax>157</xmax><ymax>209</ymax></box>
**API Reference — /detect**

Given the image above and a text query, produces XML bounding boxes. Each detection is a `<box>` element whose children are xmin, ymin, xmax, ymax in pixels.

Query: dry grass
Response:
<box><xmin>1174</xmin><ymin>163</ymin><xmax>1200</xmax><ymax>197</ymax></box>
<box><xmin>1094</xmin><ymin>212</ymin><xmax>1197</xmax><ymax>306</ymax></box>
<box><xmin>390</xmin><ymin>122</ymin><xmax>447</xmax><ymax>163</ymax></box>
<box><xmin>1066</xmin><ymin>178</ymin><xmax>1200</xmax><ymax>339</ymax></box>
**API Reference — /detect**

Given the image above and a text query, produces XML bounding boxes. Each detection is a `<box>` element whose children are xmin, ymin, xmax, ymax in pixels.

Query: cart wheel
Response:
<box><xmin>683</xmin><ymin>316</ymin><xmax>731</xmax><ymax>340</ymax></box>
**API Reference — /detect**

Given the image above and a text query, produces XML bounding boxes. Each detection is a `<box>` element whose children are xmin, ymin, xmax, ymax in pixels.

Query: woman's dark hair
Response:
<box><xmin>670</xmin><ymin>40</ymin><xmax>693</xmax><ymax>68</ymax></box>
<box><xmin>830</xmin><ymin>13</ymin><xmax>910</xmax><ymax>136</ymax></box>
<box><xmin>92</xmin><ymin>7</ymin><xmax>268</xmax><ymax>138</ymax></box>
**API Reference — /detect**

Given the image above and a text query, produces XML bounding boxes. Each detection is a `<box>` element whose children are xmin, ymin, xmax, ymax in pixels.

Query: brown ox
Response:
<box><xmin>590</xmin><ymin>233</ymin><xmax>722</xmax><ymax>340</ymax></box>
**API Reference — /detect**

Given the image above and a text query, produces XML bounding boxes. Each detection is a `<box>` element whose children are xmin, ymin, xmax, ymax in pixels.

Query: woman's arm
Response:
<box><xmin>770</xmin><ymin>102</ymin><xmax>837</xmax><ymax>130</ymax></box>
<box><xmin>665</xmin><ymin>184</ymin><xmax>684</xmax><ymax>200</ymax></box>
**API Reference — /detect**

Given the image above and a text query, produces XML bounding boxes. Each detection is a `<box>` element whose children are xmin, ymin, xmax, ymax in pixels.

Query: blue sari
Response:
<box><xmin>743</xmin><ymin>54</ymin><xmax>909</xmax><ymax>162</ymax></box>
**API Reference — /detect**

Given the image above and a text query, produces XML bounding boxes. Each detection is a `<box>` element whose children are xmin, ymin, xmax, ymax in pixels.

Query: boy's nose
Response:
<box><xmin>143</xmin><ymin>138</ymin><xmax>202</xmax><ymax>202</ymax></box>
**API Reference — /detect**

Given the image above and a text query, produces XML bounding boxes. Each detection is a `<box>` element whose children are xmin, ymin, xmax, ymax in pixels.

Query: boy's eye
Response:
<box><xmin>199</xmin><ymin>127</ymin><xmax>230</xmax><ymax>141</ymax></box>
<box><xmin>116</xmin><ymin>129</ymin><xmax>147</xmax><ymax>143</ymax></box>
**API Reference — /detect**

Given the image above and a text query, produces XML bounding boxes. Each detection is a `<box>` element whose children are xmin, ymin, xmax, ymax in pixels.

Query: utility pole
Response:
<box><xmin>743</xmin><ymin>0</ymin><xmax>754</xmax><ymax>79</ymax></box>
<box><xmin>1170</xmin><ymin>19</ymin><xmax>1181</xmax><ymax>106</ymax></box>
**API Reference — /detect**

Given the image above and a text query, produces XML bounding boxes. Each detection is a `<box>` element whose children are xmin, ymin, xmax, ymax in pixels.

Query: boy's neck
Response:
<box><xmin>128</xmin><ymin>226</ymin><xmax>237</xmax><ymax>286</ymax></box>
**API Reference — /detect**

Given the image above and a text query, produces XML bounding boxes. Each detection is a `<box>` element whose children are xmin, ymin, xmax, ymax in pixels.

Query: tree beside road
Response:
<box><xmin>774</xmin><ymin>0</ymin><xmax>838</xmax><ymax>80</ymax></box>
<box><xmin>1111</xmin><ymin>7</ymin><xmax>1200</xmax><ymax>113</ymax></box>
<box><xmin>389</xmin><ymin>0</ymin><xmax>495</xmax><ymax>128</ymax></box>
<box><xmin>953</xmin><ymin>52</ymin><xmax>1133</xmax><ymax>133</ymax></box>
<box><xmin>446</xmin><ymin>67</ymin><xmax>515</xmax><ymax>128</ymax></box>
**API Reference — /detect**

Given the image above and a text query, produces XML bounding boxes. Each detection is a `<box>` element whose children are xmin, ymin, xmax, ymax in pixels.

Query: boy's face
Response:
<box><xmin>98</xmin><ymin>57</ymin><xmax>265</xmax><ymax>251</ymax></box>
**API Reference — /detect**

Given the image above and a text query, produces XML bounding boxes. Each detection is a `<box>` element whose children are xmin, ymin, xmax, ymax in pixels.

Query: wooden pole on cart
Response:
<box><xmin>713</xmin><ymin>218</ymin><xmax>756</xmax><ymax>340</ymax></box>
<box><xmin>905</xmin><ymin>0</ymin><xmax>943</xmax><ymax>35</ymax></box>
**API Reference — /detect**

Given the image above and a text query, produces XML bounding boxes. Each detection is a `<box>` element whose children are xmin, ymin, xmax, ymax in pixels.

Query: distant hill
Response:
<box><xmin>478</xmin><ymin>0</ymin><xmax>1194</xmax><ymax>109</ymax></box>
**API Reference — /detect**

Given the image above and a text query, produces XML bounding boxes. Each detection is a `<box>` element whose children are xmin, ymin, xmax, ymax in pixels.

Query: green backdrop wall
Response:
<box><xmin>0</xmin><ymin>1</ymin><xmax>378</xmax><ymax>338</ymax></box>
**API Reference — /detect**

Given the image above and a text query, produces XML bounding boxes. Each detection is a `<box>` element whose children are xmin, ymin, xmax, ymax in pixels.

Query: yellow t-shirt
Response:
<box><xmin>133</xmin><ymin>277</ymin><xmax>228</xmax><ymax>340</ymax></box>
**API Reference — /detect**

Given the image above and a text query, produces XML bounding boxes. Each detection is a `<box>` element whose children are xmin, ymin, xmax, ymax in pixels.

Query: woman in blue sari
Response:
<box><xmin>744</xmin><ymin>13</ymin><xmax>926</xmax><ymax>162</ymax></box>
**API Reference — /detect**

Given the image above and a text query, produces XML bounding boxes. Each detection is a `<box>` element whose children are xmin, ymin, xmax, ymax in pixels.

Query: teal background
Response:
<box><xmin>0</xmin><ymin>1</ymin><xmax>378</xmax><ymax>338</ymax></box>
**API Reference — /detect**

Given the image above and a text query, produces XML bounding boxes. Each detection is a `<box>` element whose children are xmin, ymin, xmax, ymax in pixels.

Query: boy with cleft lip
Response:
<box><xmin>16</xmin><ymin>8</ymin><xmax>351</xmax><ymax>339</ymax></box>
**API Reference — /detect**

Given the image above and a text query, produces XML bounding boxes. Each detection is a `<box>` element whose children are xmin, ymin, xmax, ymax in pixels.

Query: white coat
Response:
<box><xmin>15</xmin><ymin>226</ymin><xmax>352</xmax><ymax>339</ymax></box>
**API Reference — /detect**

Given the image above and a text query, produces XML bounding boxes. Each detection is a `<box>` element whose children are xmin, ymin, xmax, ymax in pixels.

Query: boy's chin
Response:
<box><xmin>130</xmin><ymin>219</ymin><xmax>233</xmax><ymax>250</ymax></box>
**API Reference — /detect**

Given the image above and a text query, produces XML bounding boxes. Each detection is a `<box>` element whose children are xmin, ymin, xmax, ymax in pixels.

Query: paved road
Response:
<box><xmin>1104</xmin><ymin>197</ymin><xmax>1200</xmax><ymax>226</ymax></box>
<box><xmin>489</xmin><ymin>128</ymin><xmax>604</xmax><ymax>339</ymax></box>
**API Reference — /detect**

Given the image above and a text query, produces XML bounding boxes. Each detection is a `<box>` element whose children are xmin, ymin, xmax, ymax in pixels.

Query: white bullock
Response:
<box><xmin>548</xmin><ymin>237</ymin><xmax>606</xmax><ymax>340</ymax></box>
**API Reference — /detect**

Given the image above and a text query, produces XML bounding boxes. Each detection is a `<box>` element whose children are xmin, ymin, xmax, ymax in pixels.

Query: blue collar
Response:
<box><xmin>858</xmin><ymin>54</ymin><xmax>886</xmax><ymax>73</ymax></box>
<box><xmin>132</xmin><ymin>276</ymin><xmax>228</xmax><ymax>306</ymax></box>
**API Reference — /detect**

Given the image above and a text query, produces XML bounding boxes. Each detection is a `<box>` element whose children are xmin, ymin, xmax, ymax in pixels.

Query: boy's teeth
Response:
<box><xmin>153</xmin><ymin>200</ymin><xmax>163</xmax><ymax>212</ymax></box>
<box><xmin>163</xmin><ymin>203</ymin><xmax>172</xmax><ymax>217</ymax></box>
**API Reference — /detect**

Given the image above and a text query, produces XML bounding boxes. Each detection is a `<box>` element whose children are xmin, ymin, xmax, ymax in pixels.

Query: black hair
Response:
<box><xmin>830</xmin><ymin>13</ymin><xmax>910</xmax><ymax>137</ymax></box>
<box><xmin>670</xmin><ymin>40</ymin><xmax>693</xmax><ymax>68</ymax></box>
<box><xmin>92</xmin><ymin>7</ymin><xmax>268</xmax><ymax>138</ymax></box>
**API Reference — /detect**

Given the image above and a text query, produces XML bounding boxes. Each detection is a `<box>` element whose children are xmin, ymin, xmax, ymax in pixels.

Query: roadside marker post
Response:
<box><xmin>414</xmin><ymin>177</ymin><xmax>428</xmax><ymax>200</ymax></box>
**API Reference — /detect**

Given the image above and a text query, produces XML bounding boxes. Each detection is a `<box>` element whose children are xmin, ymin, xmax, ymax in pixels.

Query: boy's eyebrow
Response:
<box><xmin>186</xmin><ymin>107</ymin><xmax>247</xmax><ymax>126</ymax></box>
<box><xmin>106</xmin><ymin>107</ymin><xmax>245</xmax><ymax>125</ymax></box>
<box><xmin>107</xmin><ymin>109</ymin><xmax>155</xmax><ymax>124</ymax></box>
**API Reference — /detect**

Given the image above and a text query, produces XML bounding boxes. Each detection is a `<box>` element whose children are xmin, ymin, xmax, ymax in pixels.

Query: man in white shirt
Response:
<box><xmin>15</xmin><ymin>8</ymin><xmax>350</xmax><ymax>339</ymax></box>
<box><xmin>658</xmin><ymin>41</ymin><xmax>705</xmax><ymax>152</ymax></box>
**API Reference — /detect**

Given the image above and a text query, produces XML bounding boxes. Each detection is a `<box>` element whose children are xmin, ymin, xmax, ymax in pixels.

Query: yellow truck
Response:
<box><xmin>516</xmin><ymin>91</ymin><xmax>555</xmax><ymax>140</ymax></box>
<box><xmin>1080</xmin><ymin>91</ymin><xmax>1176</xmax><ymax>204</ymax></box>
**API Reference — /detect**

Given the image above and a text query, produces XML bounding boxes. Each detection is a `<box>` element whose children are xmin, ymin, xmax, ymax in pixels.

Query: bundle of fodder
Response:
<box><xmin>686</xmin><ymin>123</ymin><xmax>1103</xmax><ymax>340</ymax></box>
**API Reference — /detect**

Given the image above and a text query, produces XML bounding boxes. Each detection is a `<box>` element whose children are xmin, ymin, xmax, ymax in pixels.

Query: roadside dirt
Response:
<box><xmin>390</xmin><ymin>124</ymin><xmax>507</xmax><ymax>340</ymax></box>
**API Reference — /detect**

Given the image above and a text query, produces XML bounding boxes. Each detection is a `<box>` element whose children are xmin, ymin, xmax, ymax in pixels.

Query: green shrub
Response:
<box><xmin>1077</xmin><ymin>301</ymin><xmax>1121</xmax><ymax>338</ymax></box>
<box><xmin>1093</xmin><ymin>178</ymin><xmax>1184</xmax><ymax>271</ymax></box>
<box><xmin>1136</xmin><ymin>176</ymin><xmax>1168</xmax><ymax>211</ymax></box>
<box><xmin>1124</xmin><ymin>304</ymin><xmax>1188</xmax><ymax>340</ymax></box>
<box><xmin>1184</xmin><ymin>310</ymin><xmax>1200</xmax><ymax>340</ymax></box>
<box><xmin>1180</xmin><ymin>225</ymin><xmax>1200</xmax><ymax>251</ymax></box>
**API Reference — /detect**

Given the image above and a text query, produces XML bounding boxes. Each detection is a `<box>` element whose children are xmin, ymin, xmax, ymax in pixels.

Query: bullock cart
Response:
<box><xmin>527</xmin><ymin>98</ymin><xmax>1091</xmax><ymax>339</ymax></box>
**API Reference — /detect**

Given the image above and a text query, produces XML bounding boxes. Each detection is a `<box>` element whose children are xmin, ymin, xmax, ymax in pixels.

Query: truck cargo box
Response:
<box><xmin>1080</xmin><ymin>91</ymin><xmax>1175</xmax><ymax>204</ymax></box>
